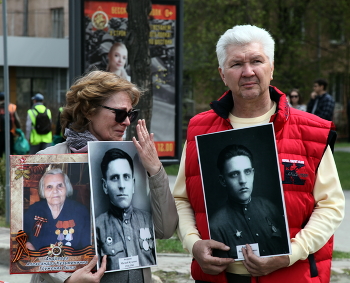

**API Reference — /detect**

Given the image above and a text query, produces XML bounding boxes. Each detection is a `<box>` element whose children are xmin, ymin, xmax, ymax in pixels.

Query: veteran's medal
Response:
<box><xmin>235</xmin><ymin>229</ymin><xmax>243</xmax><ymax>239</ymax></box>
<box><xmin>65</xmin><ymin>220</ymin><xmax>76</xmax><ymax>245</ymax></box>
<box><xmin>52</xmin><ymin>245</ymin><xmax>62</xmax><ymax>256</ymax></box>
<box><xmin>48</xmin><ymin>242</ymin><xmax>65</xmax><ymax>257</ymax></box>
<box><xmin>143</xmin><ymin>240</ymin><xmax>149</xmax><ymax>251</ymax></box>
<box><xmin>106</xmin><ymin>236</ymin><xmax>113</xmax><ymax>245</ymax></box>
<box><xmin>266</xmin><ymin>217</ymin><xmax>278</xmax><ymax>233</ymax></box>
<box><xmin>56</xmin><ymin>220</ymin><xmax>76</xmax><ymax>244</ymax></box>
<box><xmin>140</xmin><ymin>228</ymin><xmax>152</xmax><ymax>251</ymax></box>
<box><xmin>62</xmin><ymin>221</ymin><xmax>69</xmax><ymax>236</ymax></box>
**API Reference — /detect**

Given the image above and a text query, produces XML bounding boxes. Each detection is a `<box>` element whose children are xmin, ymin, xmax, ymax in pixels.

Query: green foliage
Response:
<box><xmin>333</xmin><ymin>250</ymin><xmax>350</xmax><ymax>259</ymax></box>
<box><xmin>156</xmin><ymin>235</ymin><xmax>185</xmax><ymax>253</ymax></box>
<box><xmin>334</xmin><ymin>151</ymin><xmax>350</xmax><ymax>190</ymax></box>
<box><xmin>335</xmin><ymin>142</ymin><xmax>350</xmax><ymax>148</ymax></box>
<box><xmin>164</xmin><ymin>164</ymin><xmax>180</xmax><ymax>176</ymax></box>
<box><xmin>0</xmin><ymin>215</ymin><xmax>9</xmax><ymax>228</ymax></box>
<box><xmin>184</xmin><ymin>0</ymin><xmax>267</xmax><ymax>103</ymax></box>
<box><xmin>184</xmin><ymin>0</ymin><xmax>350</xmax><ymax>107</ymax></box>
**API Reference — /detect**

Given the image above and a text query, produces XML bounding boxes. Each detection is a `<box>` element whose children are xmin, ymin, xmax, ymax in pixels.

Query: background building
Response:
<box><xmin>0</xmin><ymin>0</ymin><xmax>69</xmax><ymax>132</ymax></box>
<box><xmin>1</xmin><ymin>0</ymin><xmax>349</xmax><ymax>140</ymax></box>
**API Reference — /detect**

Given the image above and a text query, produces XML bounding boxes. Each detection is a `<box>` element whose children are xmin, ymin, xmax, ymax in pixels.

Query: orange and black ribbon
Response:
<box><xmin>12</xmin><ymin>230</ymin><xmax>30</xmax><ymax>262</ymax></box>
<box><xmin>33</xmin><ymin>215</ymin><xmax>48</xmax><ymax>237</ymax></box>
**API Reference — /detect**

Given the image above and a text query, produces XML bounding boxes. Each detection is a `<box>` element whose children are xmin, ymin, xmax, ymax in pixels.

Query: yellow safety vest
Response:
<box><xmin>28</xmin><ymin>105</ymin><xmax>52</xmax><ymax>145</ymax></box>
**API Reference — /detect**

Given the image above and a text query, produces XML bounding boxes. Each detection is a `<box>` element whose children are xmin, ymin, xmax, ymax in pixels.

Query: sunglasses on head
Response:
<box><xmin>99</xmin><ymin>105</ymin><xmax>139</xmax><ymax>123</ymax></box>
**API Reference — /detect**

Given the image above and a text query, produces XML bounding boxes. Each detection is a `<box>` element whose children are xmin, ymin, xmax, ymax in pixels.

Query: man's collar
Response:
<box><xmin>210</xmin><ymin>89</ymin><xmax>233</xmax><ymax>119</ymax></box>
<box><xmin>110</xmin><ymin>204</ymin><xmax>133</xmax><ymax>220</ymax></box>
<box><xmin>209</xmin><ymin>85</ymin><xmax>290</xmax><ymax>133</ymax></box>
<box><xmin>317</xmin><ymin>91</ymin><xmax>327</xmax><ymax>98</ymax></box>
<box><xmin>210</xmin><ymin>86</ymin><xmax>283</xmax><ymax>119</ymax></box>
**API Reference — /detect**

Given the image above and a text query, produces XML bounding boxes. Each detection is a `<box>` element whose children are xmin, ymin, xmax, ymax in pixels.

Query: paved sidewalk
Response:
<box><xmin>0</xmin><ymin>174</ymin><xmax>349</xmax><ymax>282</ymax></box>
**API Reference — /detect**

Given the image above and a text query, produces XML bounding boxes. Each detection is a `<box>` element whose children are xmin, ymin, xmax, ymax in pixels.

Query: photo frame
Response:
<box><xmin>10</xmin><ymin>154</ymin><xmax>94</xmax><ymax>274</ymax></box>
<box><xmin>196</xmin><ymin>123</ymin><xmax>291</xmax><ymax>260</ymax></box>
<box><xmin>88</xmin><ymin>141</ymin><xmax>157</xmax><ymax>273</ymax></box>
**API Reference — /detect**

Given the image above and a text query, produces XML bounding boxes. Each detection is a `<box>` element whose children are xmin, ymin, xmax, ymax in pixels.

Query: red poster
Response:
<box><xmin>84</xmin><ymin>1</ymin><xmax>177</xmax><ymax>157</ymax></box>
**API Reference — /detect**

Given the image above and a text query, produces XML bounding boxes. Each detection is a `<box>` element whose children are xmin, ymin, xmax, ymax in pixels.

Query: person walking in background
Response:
<box><xmin>26</xmin><ymin>93</ymin><xmax>53</xmax><ymax>154</ymax></box>
<box><xmin>287</xmin><ymin>89</ymin><xmax>306</xmax><ymax>111</ymax></box>
<box><xmin>307</xmin><ymin>79</ymin><xmax>335</xmax><ymax>121</ymax></box>
<box><xmin>0</xmin><ymin>92</ymin><xmax>21</xmax><ymax>156</ymax></box>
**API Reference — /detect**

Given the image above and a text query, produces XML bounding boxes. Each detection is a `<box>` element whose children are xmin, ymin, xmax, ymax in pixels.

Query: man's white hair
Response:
<box><xmin>216</xmin><ymin>25</ymin><xmax>275</xmax><ymax>68</ymax></box>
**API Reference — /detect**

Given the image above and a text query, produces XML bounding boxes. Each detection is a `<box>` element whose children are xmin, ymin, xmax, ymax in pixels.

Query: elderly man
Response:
<box><xmin>173</xmin><ymin>25</ymin><xmax>345</xmax><ymax>283</ymax></box>
<box><xmin>95</xmin><ymin>148</ymin><xmax>156</xmax><ymax>273</ymax></box>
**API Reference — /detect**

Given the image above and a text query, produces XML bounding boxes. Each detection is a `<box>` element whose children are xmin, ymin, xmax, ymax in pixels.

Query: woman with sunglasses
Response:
<box><xmin>30</xmin><ymin>70</ymin><xmax>178</xmax><ymax>283</ymax></box>
<box><xmin>287</xmin><ymin>89</ymin><xmax>306</xmax><ymax>111</ymax></box>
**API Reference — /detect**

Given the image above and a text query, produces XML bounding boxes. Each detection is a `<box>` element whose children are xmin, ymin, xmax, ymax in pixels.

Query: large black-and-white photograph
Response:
<box><xmin>196</xmin><ymin>123</ymin><xmax>290</xmax><ymax>260</ymax></box>
<box><xmin>88</xmin><ymin>141</ymin><xmax>156</xmax><ymax>272</ymax></box>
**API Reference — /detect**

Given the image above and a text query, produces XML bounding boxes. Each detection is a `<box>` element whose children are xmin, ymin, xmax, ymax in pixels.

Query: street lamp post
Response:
<box><xmin>2</xmin><ymin>0</ymin><xmax>11</xmax><ymax>225</ymax></box>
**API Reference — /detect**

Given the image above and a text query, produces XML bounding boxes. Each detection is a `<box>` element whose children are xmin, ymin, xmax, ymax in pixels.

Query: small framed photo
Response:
<box><xmin>10</xmin><ymin>154</ymin><xmax>94</xmax><ymax>274</ymax></box>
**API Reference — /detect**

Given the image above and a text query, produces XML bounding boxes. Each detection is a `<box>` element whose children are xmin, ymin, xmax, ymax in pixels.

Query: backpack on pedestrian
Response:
<box><xmin>32</xmin><ymin>107</ymin><xmax>51</xmax><ymax>135</ymax></box>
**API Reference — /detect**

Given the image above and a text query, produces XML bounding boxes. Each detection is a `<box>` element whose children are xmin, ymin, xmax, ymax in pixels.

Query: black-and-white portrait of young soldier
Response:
<box><xmin>196</xmin><ymin>124</ymin><xmax>290</xmax><ymax>260</ymax></box>
<box><xmin>88</xmin><ymin>141</ymin><xmax>156</xmax><ymax>272</ymax></box>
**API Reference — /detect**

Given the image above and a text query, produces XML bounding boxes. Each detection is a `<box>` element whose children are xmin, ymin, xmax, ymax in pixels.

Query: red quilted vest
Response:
<box><xmin>185</xmin><ymin>86</ymin><xmax>336</xmax><ymax>283</ymax></box>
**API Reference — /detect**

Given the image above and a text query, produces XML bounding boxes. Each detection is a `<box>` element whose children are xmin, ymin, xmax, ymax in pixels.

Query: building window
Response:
<box><xmin>51</xmin><ymin>8</ymin><xmax>64</xmax><ymax>38</ymax></box>
<box><xmin>329</xmin><ymin>72</ymin><xmax>344</xmax><ymax>103</ymax></box>
<box><xmin>328</xmin><ymin>11</ymin><xmax>344</xmax><ymax>45</ymax></box>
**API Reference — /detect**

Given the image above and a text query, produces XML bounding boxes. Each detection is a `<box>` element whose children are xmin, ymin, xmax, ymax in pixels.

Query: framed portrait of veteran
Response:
<box><xmin>196</xmin><ymin>123</ymin><xmax>291</xmax><ymax>260</ymax></box>
<box><xmin>10</xmin><ymin>154</ymin><xmax>94</xmax><ymax>274</ymax></box>
<box><xmin>88</xmin><ymin>141</ymin><xmax>157</xmax><ymax>273</ymax></box>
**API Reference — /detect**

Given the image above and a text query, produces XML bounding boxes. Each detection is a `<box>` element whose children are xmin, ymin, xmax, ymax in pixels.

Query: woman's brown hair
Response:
<box><xmin>60</xmin><ymin>70</ymin><xmax>142</xmax><ymax>134</ymax></box>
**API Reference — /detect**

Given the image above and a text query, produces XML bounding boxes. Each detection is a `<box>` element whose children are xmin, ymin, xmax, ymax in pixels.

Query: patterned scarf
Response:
<box><xmin>64</xmin><ymin>128</ymin><xmax>98</xmax><ymax>153</ymax></box>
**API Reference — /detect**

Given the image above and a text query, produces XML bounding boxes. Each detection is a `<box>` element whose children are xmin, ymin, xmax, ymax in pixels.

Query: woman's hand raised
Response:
<box><xmin>132</xmin><ymin>119</ymin><xmax>162</xmax><ymax>176</ymax></box>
